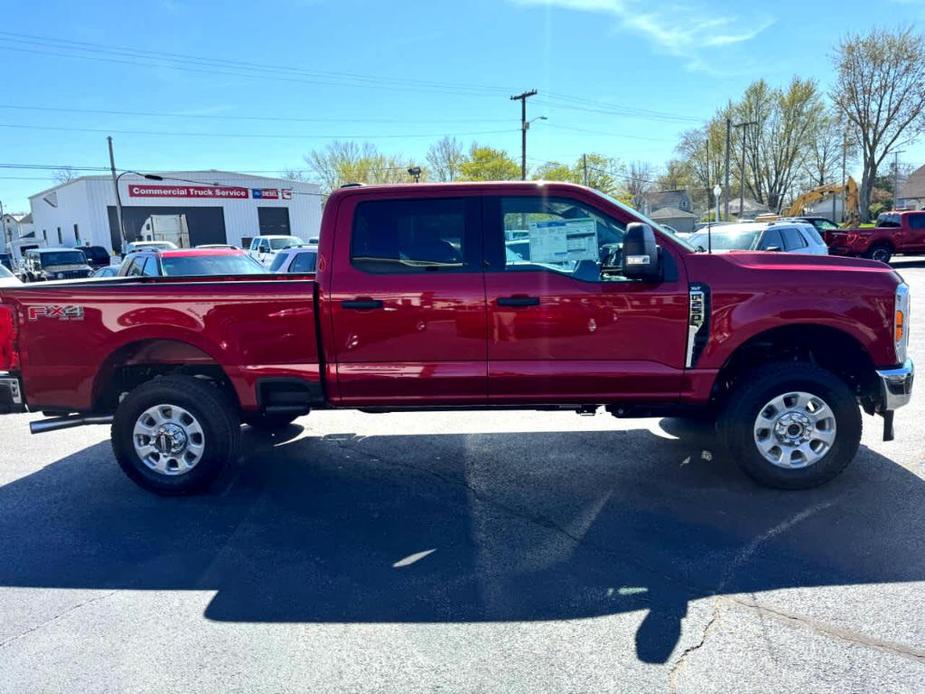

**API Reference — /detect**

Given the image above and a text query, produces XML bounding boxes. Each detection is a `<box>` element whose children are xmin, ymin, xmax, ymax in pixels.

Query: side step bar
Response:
<box><xmin>30</xmin><ymin>414</ymin><xmax>114</xmax><ymax>435</ymax></box>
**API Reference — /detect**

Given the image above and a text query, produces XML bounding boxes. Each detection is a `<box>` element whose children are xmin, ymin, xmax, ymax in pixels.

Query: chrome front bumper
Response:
<box><xmin>876</xmin><ymin>359</ymin><xmax>914</xmax><ymax>411</ymax></box>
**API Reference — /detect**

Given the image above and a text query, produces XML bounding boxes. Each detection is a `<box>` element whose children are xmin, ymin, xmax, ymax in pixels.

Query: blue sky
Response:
<box><xmin>0</xmin><ymin>0</ymin><xmax>923</xmax><ymax>209</ymax></box>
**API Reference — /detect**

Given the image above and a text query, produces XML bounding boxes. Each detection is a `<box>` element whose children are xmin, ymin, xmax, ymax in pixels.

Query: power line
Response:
<box><xmin>0</xmin><ymin>122</ymin><xmax>518</xmax><ymax>140</ymax></box>
<box><xmin>0</xmin><ymin>30</ymin><xmax>706</xmax><ymax>125</ymax></box>
<box><xmin>0</xmin><ymin>103</ymin><xmax>514</xmax><ymax>125</ymax></box>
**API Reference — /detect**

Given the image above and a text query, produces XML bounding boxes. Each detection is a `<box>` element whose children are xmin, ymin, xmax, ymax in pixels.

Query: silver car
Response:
<box><xmin>687</xmin><ymin>222</ymin><xmax>829</xmax><ymax>255</ymax></box>
<box><xmin>269</xmin><ymin>246</ymin><xmax>318</xmax><ymax>273</ymax></box>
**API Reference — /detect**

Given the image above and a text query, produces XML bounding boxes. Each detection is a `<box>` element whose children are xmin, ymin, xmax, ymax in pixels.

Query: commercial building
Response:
<box><xmin>28</xmin><ymin>171</ymin><xmax>321</xmax><ymax>254</ymax></box>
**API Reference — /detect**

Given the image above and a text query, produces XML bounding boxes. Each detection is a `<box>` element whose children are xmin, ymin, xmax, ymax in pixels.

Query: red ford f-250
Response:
<box><xmin>826</xmin><ymin>210</ymin><xmax>925</xmax><ymax>264</ymax></box>
<box><xmin>0</xmin><ymin>182</ymin><xmax>914</xmax><ymax>494</ymax></box>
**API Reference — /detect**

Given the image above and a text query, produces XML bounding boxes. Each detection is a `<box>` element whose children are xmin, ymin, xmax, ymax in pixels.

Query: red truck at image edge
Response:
<box><xmin>827</xmin><ymin>209</ymin><xmax>925</xmax><ymax>264</ymax></box>
<box><xmin>0</xmin><ymin>182</ymin><xmax>915</xmax><ymax>494</ymax></box>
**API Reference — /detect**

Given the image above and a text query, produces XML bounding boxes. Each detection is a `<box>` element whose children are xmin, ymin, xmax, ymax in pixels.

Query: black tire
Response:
<box><xmin>111</xmin><ymin>375</ymin><xmax>240</xmax><ymax>495</ymax></box>
<box><xmin>243</xmin><ymin>413</ymin><xmax>300</xmax><ymax>431</ymax></box>
<box><xmin>864</xmin><ymin>244</ymin><xmax>893</xmax><ymax>264</ymax></box>
<box><xmin>720</xmin><ymin>363</ymin><xmax>862</xmax><ymax>490</ymax></box>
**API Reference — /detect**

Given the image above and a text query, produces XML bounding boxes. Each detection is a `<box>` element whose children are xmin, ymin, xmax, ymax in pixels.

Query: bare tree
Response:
<box><xmin>831</xmin><ymin>27</ymin><xmax>925</xmax><ymax>221</ymax></box>
<box><xmin>625</xmin><ymin>161</ymin><xmax>653</xmax><ymax>210</ymax></box>
<box><xmin>53</xmin><ymin>167</ymin><xmax>77</xmax><ymax>184</ymax></box>
<box><xmin>303</xmin><ymin>141</ymin><xmax>409</xmax><ymax>193</ymax></box>
<box><xmin>426</xmin><ymin>136</ymin><xmax>466</xmax><ymax>182</ymax></box>
<box><xmin>802</xmin><ymin>112</ymin><xmax>854</xmax><ymax>188</ymax></box>
<box><xmin>734</xmin><ymin>78</ymin><xmax>825</xmax><ymax>212</ymax></box>
<box><xmin>676</xmin><ymin>119</ymin><xmax>726</xmax><ymax>211</ymax></box>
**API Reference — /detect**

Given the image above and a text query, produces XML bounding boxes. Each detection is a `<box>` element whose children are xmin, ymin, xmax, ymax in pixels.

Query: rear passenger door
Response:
<box><xmin>905</xmin><ymin>213</ymin><xmax>925</xmax><ymax>252</ymax></box>
<box><xmin>328</xmin><ymin>194</ymin><xmax>487</xmax><ymax>405</ymax></box>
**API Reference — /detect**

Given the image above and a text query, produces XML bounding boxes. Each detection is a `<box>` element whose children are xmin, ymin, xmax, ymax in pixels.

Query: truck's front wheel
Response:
<box><xmin>112</xmin><ymin>375</ymin><xmax>240</xmax><ymax>495</ymax></box>
<box><xmin>720</xmin><ymin>363</ymin><xmax>861</xmax><ymax>489</ymax></box>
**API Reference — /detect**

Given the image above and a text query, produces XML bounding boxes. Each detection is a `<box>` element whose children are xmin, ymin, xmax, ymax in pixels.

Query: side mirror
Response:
<box><xmin>623</xmin><ymin>222</ymin><xmax>661</xmax><ymax>281</ymax></box>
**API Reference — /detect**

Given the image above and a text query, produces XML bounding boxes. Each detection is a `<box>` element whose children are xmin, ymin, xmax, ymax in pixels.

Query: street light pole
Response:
<box><xmin>511</xmin><ymin>89</ymin><xmax>538</xmax><ymax>181</ymax></box>
<box><xmin>112</xmin><ymin>170</ymin><xmax>165</xmax><ymax>253</ymax></box>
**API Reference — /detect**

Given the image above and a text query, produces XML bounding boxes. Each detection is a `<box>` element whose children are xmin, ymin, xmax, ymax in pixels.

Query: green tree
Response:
<box><xmin>531</xmin><ymin>161</ymin><xmax>579</xmax><ymax>182</ymax></box>
<box><xmin>458</xmin><ymin>145</ymin><xmax>520</xmax><ymax>181</ymax></box>
<box><xmin>831</xmin><ymin>27</ymin><xmax>925</xmax><ymax>221</ymax></box>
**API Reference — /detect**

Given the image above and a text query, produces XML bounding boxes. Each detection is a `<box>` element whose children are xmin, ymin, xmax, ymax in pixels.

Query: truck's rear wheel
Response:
<box><xmin>112</xmin><ymin>375</ymin><xmax>240</xmax><ymax>495</ymax></box>
<box><xmin>720</xmin><ymin>363</ymin><xmax>861</xmax><ymax>489</ymax></box>
<box><xmin>864</xmin><ymin>244</ymin><xmax>893</xmax><ymax>264</ymax></box>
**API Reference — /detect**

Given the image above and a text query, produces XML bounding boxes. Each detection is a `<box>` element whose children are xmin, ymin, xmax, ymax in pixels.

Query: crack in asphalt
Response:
<box><xmin>0</xmin><ymin>591</ymin><xmax>117</xmax><ymax>649</ymax></box>
<box><xmin>667</xmin><ymin>599</ymin><xmax>724</xmax><ymax>693</ymax></box>
<box><xmin>729</xmin><ymin>597</ymin><xmax>925</xmax><ymax>664</ymax></box>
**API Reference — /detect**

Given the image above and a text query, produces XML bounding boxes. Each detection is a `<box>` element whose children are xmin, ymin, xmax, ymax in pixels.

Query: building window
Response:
<box><xmin>74</xmin><ymin>224</ymin><xmax>80</xmax><ymax>243</ymax></box>
<box><xmin>42</xmin><ymin>229</ymin><xmax>47</xmax><ymax>241</ymax></box>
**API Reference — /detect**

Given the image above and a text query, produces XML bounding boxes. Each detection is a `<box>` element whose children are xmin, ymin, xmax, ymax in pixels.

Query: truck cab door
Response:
<box><xmin>327</xmin><ymin>193</ymin><xmax>487</xmax><ymax>405</ymax></box>
<box><xmin>482</xmin><ymin>193</ymin><xmax>689</xmax><ymax>403</ymax></box>
<box><xmin>906</xmin><ymin>213</ymin><xmax>925</xmax><ymax>251</ymax></box>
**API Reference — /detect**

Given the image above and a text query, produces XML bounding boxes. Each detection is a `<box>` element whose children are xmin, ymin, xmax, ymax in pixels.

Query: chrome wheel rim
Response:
<box><xmin>753</xmin><ymin>391</ymin><xmax>836</xmax><ymax>469</ymax></box>
<box><xmin>872</xmin><ymin>248</ymin><xmax>890</xmax><ymax>262</ymax></box>
<box><xmin>132</xmin><ymin>404</ymin><xmax>205</xmax><ymax>476</ymax></box>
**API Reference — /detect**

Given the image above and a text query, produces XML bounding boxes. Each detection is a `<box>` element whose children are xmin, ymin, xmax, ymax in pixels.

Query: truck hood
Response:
<box><xmin>684</xmin><ymin>250</ymin><xmax>897</xmax><ymax>277</ymax></box>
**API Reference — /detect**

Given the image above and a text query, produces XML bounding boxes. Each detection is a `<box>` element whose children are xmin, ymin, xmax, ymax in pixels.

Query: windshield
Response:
<box><xmin>40</xmin><ymin>251</ymin><xmax>87</xmax><ymax>266</ymax></box>
<box><xmin>270</xmin><ymin>237</ymin><xmax>301</xmax><ymax>250</ymax></box>
<box><xmin>688</xmin><ymin>230</ymin><xmax>761</xmax><ymax>251</ymax></box>
<box><xmin>161</xmin><ymin>254</ymin><xmax>268</xmax><ymax>276</ymax></box>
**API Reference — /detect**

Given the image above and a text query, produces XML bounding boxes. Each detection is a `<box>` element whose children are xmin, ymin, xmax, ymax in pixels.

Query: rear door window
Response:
<box><xmin>908</xmin><ymin>213</ymin><xmax>925</xmax><ymax>229</ymax></box>
<box><xmin>350</xmin><ymin>197</ymin><xmax>480</xmax><ymax>273</ymax></box>
<box><xmin>757</xmin><ymin>228</ymin><xmax>783</xmax><ymax>251</ymax></box>
<box><xmin>779</xmin><ymin>227</ymin><xmax>807</xmax><ymax>250</ymax></box>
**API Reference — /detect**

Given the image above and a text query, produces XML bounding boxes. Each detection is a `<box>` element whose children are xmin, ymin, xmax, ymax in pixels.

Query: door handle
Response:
<box><xmin>341</xmin><ymin>298</ymin><xmax>384</xmax><ymax>310</ymax></box>
<box><xmin>497</xmin><ymin>295</ymin><xmax>540</xmax><ymax>307</ymax></box>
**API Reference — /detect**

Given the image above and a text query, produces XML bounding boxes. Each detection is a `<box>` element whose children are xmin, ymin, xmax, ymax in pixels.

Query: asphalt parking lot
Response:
<box><xmin>0</xmin><ymin>261</ymin><xmax>923</xmax><ymax>693</ymax></box>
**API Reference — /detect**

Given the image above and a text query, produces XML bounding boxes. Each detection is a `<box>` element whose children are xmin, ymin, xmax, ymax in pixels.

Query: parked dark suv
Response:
<box><xmin>79</xmin><ymin>245</ymin><xmax>111</xmax><ymax>270</ymax></box>
<box><xmin>21</xmin><ymin>248</ymin><xmax>94</xmax><ymax>282</ymax></box>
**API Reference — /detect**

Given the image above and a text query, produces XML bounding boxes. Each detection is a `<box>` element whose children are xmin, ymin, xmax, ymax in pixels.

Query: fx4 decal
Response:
<box><xmin>27</xmin><ymin>305</ymin><xmax>85</xmax><ymax>321</ymax></box>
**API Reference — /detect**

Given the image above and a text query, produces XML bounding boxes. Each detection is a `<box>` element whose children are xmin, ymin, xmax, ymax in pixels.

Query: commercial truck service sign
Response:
<box><xmin>127</xmin><ymin>185</ymin><xmax>293</xmax><ymax>200</ymax></box>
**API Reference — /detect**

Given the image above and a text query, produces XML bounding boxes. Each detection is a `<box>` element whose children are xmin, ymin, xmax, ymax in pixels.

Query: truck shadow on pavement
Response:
<box><xmin>0</xmin><ymin>419</ymin><xmax>923</xmax><ymax>665</ymax></box>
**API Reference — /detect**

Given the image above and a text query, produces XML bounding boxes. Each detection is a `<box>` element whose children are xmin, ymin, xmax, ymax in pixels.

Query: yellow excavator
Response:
<box><xmin>783</xmin><ymin>176</ymin><xmax>860</xmax><ymax>226</ymax></box>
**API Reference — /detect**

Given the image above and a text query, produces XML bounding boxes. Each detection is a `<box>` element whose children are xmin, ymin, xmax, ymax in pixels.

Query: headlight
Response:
<box><xmin>895</xmin><ymin>283</ymin><xmax>910</xmax><ymax>363</ymax></box>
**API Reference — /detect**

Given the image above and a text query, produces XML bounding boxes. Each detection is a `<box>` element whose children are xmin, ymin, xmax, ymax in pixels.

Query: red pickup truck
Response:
<box><xmin>0</xmin><ymin>182</ymin><xmax>914</xmax><ymax>494</ymax></box>
<box><xmin>826</xmin><ymin>210</ymin><xmax>925</xmax><ymax>263</ymax></box>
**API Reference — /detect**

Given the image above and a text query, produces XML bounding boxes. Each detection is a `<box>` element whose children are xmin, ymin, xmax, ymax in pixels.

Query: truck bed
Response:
<box><xmin>0</xmin><ymin>275</ymin><xmax>321</xmax><ymax>414</ymax></box>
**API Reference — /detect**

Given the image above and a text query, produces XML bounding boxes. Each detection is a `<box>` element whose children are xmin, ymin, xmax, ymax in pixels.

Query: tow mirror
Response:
<box><xmin>623</xmin><ymin>222</ymin><xmax>661</xmax><ymax>281</ymax></box>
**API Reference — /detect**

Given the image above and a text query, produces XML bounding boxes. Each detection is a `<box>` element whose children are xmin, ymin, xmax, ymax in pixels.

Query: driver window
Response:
<box><xmin>497</xmin><ymin>197</ymin><xmax>627</xmax><ymax>282</ymax></box>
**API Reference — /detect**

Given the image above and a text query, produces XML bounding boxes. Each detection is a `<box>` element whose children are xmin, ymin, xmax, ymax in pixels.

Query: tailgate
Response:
<box><xmin>0</xmin><ymin>276</ymin><xmax>321</xmax><ymax>413</ymax></box>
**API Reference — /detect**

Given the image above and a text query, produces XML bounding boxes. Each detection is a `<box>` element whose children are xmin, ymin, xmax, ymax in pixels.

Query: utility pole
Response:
<box><xmin>510</xmin><ymin>89</ymin><xmax>537</xmax><ymax>181</ymax></box>
<box><xmin>582</xmin><ymin>154</ymin><xmax>589</xmax><ymax>186</ymax></box>
<box><xmin>107</xmin><ymin>136</ymin><xmax>125</xmax><ymax>253</ymax></box>
<box><xmin>734</xmin><ymin>121</ymin><xmax>757</xmax><ymax>219</ymax></box>
<box><xmin>0</xmin><ymin>198</ymin><xmax>7</xmax><ymax>252</ymax></box>
<box><xmin>723</xmin><ymin>118</ymin><xmax>731</xmax><ymax>220</ymax></box>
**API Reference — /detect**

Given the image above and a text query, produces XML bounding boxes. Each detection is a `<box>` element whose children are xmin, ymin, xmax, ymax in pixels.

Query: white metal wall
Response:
<box><xmin>30</xmin><ymin>172</ymin><xmax>322</xmax><ymax>253</ymax></box>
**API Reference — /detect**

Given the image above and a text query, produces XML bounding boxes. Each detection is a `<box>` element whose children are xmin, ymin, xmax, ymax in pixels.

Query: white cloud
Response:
<box><xmin>510</xmin><ymin>0</ymin><xmax>774</xmax><ymax>72</ymax></box>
